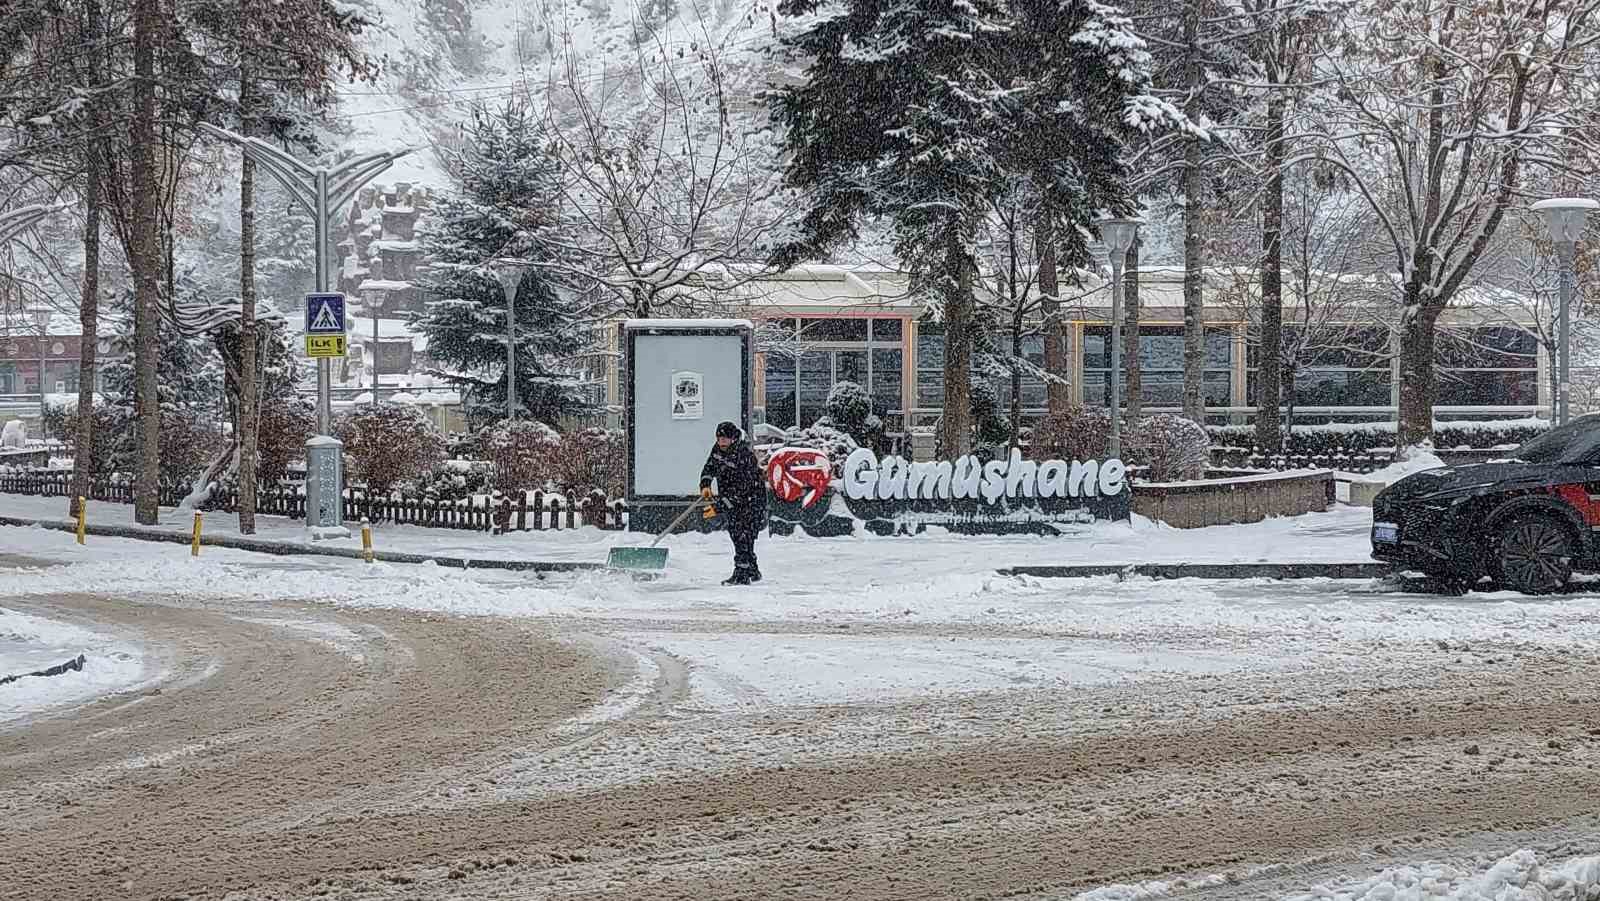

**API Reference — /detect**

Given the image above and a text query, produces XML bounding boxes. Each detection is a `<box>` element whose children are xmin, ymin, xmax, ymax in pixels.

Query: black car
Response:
<box><xmin>1372</xmin><ymin>416</ymin><xmax>1600</xmax><ymax>594</ymax></box>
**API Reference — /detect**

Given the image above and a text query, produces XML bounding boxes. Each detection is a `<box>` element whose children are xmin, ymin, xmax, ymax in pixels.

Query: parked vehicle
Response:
<box><xmin>1371</xmin><ymin>416</ymin><xmax>1600</xmax><ymax>594</ymax></box>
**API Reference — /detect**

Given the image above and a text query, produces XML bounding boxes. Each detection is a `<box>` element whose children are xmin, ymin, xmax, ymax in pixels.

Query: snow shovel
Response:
<box><xmin>607</xmin><ymin>496</ymin><xmax>709</xmax><ymax>571</ymax></box>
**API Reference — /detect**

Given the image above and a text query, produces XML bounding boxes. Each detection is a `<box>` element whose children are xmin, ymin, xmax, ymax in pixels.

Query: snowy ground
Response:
<box><xmin>4</xmin><ymin>511</ymin><xmax>1600</xmax><ymax>900</ymax></box>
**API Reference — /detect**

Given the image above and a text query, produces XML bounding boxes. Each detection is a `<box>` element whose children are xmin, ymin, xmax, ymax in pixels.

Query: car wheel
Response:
<box><xmin>1492</xmin><ymin>515</ymin><xmax>1574</xmax><ymax>595</ymax></box>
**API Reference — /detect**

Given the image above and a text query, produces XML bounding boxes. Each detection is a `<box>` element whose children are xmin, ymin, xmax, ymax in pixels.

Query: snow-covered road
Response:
<box><xmin>3</xmin><ymin>518</ymin><xmax>1600</xmax><ymax>900</ymax></box>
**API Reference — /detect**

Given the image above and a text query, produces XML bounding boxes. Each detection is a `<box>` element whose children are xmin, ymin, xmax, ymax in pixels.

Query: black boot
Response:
<box><xmin>722</xmin><ymin>571</ymin><xmax>751</xmax><ymax>586</ymax></box>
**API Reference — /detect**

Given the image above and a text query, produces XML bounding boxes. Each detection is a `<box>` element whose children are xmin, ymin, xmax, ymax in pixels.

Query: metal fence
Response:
<box><xmin>0</xmin><ymin>471</ymin><xmax>628</xmax><ymax>533</ymax></box>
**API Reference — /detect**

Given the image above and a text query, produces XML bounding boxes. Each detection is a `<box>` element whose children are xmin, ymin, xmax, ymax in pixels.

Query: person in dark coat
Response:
<box><xmin>700</xmin><ymin>420</ymin><xmax>768</xmax><ymax>585</ymax></box>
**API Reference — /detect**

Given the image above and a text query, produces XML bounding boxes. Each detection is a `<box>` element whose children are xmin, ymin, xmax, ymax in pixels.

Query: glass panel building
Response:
<box><xmin>598</xmin><ymin>264</ymin><xmax>1555</xmax><ymax>434</ymax></box>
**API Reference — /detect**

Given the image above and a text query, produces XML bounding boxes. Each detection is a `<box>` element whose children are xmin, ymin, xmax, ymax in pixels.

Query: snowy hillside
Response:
<box><xmin>329</xmin><ymin>0</ymin><xmax>783</xmax><ymax>188</ymax></box>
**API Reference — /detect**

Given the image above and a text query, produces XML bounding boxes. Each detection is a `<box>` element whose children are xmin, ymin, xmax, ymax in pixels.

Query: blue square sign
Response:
<box><xmin>305</xmin><ymin>293</ymin><xmax>346</xmax><ymax>334</ymax></box>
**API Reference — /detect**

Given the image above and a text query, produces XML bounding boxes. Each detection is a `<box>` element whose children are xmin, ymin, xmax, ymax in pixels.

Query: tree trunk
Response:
<box><xmin>1255</xmin><ymin>93</ymin><xmax>1287</xmax><ymax>452</ymax></box>
<box><xmin>1036</xmin><ymin>210</ymin><xmax>1068</xmax><ymax>414</ymax></box>
<box><xmin>1397</xmin><ymin>299</ymin><xmax>1441</xmax><ymax>452</ymax></box>
<box><xmin>939</xmin><ymin>228</ymin><xmax>974</xmax><ymax>457</ymax></box>
<box><xmin>1009</xmin><ymin>322</ymin><xmax>1023</xmax><ymax>447</ymax></box>
<box><xmin>238</xmin><ymin>67</ymin><xmax>260</xmax><ymax>534</ymax></box>
<box><xmin>1122</xmin><ymin>237</ymin><xmax>1143</xmax><ymax>422</ymax></box>
<box><xmin>1180</xmin><ymin>0</ymin><xmax>1206</xmax><ymax>425</ymax></box>
<box><xmin>131</xmin><ymin>0</ymin><xmax>161</xmax><ymax>525</ymax></box>
<box><xmin>69</xmin><ymin>0</ymin><xmax>103</xmax><ymax>519</ymax></box>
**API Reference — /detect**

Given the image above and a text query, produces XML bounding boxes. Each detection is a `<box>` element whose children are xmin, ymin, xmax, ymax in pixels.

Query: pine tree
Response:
<box><xmin>413</xmin><ymin>101</ymin><xmax>594</xmax><ymax>429</ymax></box>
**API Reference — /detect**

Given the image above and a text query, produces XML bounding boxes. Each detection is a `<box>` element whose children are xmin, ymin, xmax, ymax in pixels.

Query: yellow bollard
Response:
<box><xmin>190</xmin><ymin>511</ymin><xmax>203</xmax><ymax>557</ymax></box>
<box><xmin>361</xmin><ymin>516</ymin><xmax>374</xmax><ymax>564</ymax></box>
<box><xmin>75</xmin><ymin>496</ymin><xmax>87</xmax><ymax>545</ymax></box>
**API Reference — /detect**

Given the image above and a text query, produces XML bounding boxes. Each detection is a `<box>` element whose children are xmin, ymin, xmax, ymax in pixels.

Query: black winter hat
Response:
<box><xmin>715</xmin><ymin>421</ymin><xmax>741</xmax><ymax>439</ymax></box>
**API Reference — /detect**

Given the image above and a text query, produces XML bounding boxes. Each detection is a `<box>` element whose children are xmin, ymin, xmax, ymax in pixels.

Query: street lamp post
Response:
<box><xmin>366</xmin><ymin>288</ymin><xmax>387</xmax><ymax>407</ymax></box>
<box><xmin>200</xmin><ymin>123</ymin><xmax>411</xmax><ymax>537</ymax></box>
<box><xmin>1096</xmin><ymin>217</ymin><xmax>1143</xmax><ymax>458</ymax></box>
<box><xmin>30</xmin><ymin>308</ymin><xmax>50</xmax><ymax>443</ymax></box>
<box><xmin>487</xmin><ymin>260</ymin><xmax>530</xmax><ymax>422</ymax></box>
<box><xmin>1531</xmin><ymin>198</ymin><xmax>1598</xmax><ymax>425</ymax></box>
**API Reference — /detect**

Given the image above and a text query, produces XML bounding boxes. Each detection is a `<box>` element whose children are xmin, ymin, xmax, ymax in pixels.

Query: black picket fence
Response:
<box><xmin>0</xmin><ymin>471</ymin><xmax>629</xmax><ymax>533</ymax></box>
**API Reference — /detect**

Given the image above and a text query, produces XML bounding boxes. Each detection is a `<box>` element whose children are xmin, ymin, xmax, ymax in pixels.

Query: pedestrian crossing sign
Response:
<box><xmin>305</xmin><ymin>293</ymin><xmax>346</xmax><ymax>334</ymax></box>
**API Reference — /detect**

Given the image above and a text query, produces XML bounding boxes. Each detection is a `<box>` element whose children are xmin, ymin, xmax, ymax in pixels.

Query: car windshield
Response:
<box><xmin>1508</xmin><ymin>416</ymin><xmax>1600</xmax><ymax>464</ymax></box>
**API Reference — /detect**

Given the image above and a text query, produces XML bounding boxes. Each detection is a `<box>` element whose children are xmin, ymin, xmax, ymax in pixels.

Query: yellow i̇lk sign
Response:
<box><xmin>305</xmin><ymin>334</ymin><xmax>347</xmax><ymax>358</ymax></box>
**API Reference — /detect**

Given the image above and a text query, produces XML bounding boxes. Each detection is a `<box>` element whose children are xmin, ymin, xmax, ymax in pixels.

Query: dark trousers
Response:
<box><xmin>730</xmin><ymin>525</ymin><xmax>759</xmax><ymax>575</ymax></box>
<box><xmin>724</xmin><ymin>496</ymin><xmax>765</xmax><ymax>575</ymax></box>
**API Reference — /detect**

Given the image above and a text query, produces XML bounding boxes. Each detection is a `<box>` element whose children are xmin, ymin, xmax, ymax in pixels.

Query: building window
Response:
<box><xmin>1247</xmin><ymin>325</ymin><xmax>1391</xmax><ymax>408</ymax></box>
<box><xmin>1084</xmin><ymin>326</ymin><xmax>1234</xmax><ymax>407</ymax></box>
<box><xmin>760</xmin><ymin>317</ymin><xmax>907</xmax><ymax>429</ymax></box>
<box><xmin>0</xmin><ymin>362</ymin><xmax>14</xmax><ymax>395</ymax></box>
<box><xmin>1434</xmin><ymin>327</ymin><xmax>1539</xmax><ymax>406</ymax></box>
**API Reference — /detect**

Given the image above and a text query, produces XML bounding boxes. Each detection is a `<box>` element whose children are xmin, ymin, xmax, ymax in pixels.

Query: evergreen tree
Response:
<box><xmin>413</xmin><ymin>101</ymin><xmax>594</xmax><ymax>428</ymax></box>
<box><xmin>769</xmin><ymin>0</ymin><xmax>1168</xmax><ymax>455</ymax></box>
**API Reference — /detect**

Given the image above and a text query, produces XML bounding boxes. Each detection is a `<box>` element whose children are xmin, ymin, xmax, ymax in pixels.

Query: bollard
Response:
<box><xmin>361</xmin><ymin>516</ymin><xmax>374</xmax><ymax>564</ymax></box>
<box><xmin>75</xmin><ymin>496</ymin><xmax>87</xmax><ymax>545</ymax></box>
<box><xmin>190</xmin><ymin>511</ymin><xmax>203</xmax><ymax>557</ymax></box>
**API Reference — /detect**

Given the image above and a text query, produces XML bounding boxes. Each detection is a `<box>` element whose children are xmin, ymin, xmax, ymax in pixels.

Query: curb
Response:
<box><xmin>0</xmin><ymin>514</ymin><xmax>606</xmax><ymax>573</ymax></box>
<box><xmin>997</xmin><ymin>562</ymin><xmax>1393</xmax><ymax>580</ymax></box>
<box><xmin>1</xmin><ymin>514</ymin><xmax>1389</xmax><ymax>581</ymax></box>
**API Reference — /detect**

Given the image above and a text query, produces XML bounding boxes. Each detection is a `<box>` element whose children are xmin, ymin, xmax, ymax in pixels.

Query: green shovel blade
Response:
<box><xmin>607</xmin><ymin>546</ymin><xmax>669</xmax><ymax>570</ymax></box>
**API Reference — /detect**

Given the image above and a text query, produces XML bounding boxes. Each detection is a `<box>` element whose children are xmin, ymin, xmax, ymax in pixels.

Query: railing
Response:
<box><xmin>0</xmin><ymin>471</ymin><xmax>628</xmax><ymax>533</ymax></box>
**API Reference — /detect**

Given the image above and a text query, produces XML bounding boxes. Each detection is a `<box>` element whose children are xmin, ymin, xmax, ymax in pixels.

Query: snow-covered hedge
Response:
<box><xmin>1208</xmin><ymin>418</ymin><xmax>1548</xmax><ymax>457</ymax></box>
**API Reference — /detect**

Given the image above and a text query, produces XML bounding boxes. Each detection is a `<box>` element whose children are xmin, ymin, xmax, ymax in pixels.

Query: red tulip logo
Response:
<box><xmin>766</xmin><ymin>448</ymin><xmax>833</xmax><ymax>508</ymax></box>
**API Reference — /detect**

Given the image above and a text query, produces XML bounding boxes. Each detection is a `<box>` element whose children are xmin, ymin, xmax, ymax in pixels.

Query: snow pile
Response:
<box><xmin>0</xmin><ymin>606</ymin><xmax>152</xmax><ymax>723</ymax></box>
<box><xmin>1362</xmin><ymin>445</ymin><xmax>1446</xmax><ymax>485</ymax></box>
<box><xmin>1300</xmin><ymin>850</ymin><xmax>1600</xmax><ymax>901</ymax></box>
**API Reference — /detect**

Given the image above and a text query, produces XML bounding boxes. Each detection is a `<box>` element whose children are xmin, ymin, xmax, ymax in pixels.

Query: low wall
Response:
<box><xmin>1132</xmin><ymin>468</ymin><xmax>1334</xmax><ymax>529</ymax></box>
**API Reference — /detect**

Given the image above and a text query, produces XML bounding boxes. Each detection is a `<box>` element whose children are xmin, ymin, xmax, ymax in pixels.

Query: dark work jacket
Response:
<box><xmin>699</xmin><ymin>439</ymin><xmax>768</xmax><ymax>512</ymax></box>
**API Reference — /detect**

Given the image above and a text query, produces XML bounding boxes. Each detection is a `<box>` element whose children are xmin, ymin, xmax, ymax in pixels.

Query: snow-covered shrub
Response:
<box><xmin>1</xmin><ymin>420</ymin><xmax>24</xmax><ymax>449</ymax></box>
<box><xmin>37</xmin><ymin>403</ymin><xmax>119</xmax><ymax>476</ymax></box>
<box><xmin>256</xmin><ymin>395</ymin><xmax>316</xmax><ymax>485</ymax></box>
<box><xmin>557</xmin><ymin>427</ymin><xmax>625</xmax><ymax>498</ymax></box>
<box><xmin>478</xmin><ymin>419</ymin><xmax>562</xmax><ymax>493</ymax></box>
<box><xmin>414</xmin><ymin>461</ymin><xmax>494</xmax><ymax>503</ymax></box>
<box><xmin>1029</xmin><ymin>406</ymin><xmax>1111</xmax><ymax>462</ymax></box>
<box><xmin>338</xmin><ymin>403</ymin><xmax>447</xmax><ymax>493</ymax></box>
<box><xmin>1127</xmin><ymin>413</ymin><xmax>1210</xmax><ymax>482</ymax></box>
<box><xmin>777</xmin><ymin>422</ymin><xmax>858</xmax><ymax>478</ymax></box>
<box><xmin>160</xmin><ymin>416</ymin><xmax>229</xmax><ymax>486</ymax></box>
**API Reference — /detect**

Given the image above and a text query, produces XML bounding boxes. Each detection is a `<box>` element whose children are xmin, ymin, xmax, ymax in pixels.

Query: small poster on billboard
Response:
<box><xmin>670</xmin><ymin>371</ymin><xmax>703</xmax><ymax>419</ymax></box>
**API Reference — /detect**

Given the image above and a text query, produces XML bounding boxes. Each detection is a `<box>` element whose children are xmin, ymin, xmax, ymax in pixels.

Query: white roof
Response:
<box><xmin>623</xmin><ymin>318</ymin><xmax>754</xmax><ymax>330</ymax></box>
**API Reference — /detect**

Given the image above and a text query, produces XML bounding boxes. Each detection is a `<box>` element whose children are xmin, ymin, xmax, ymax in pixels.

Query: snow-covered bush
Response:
<box><xmin>414</xmin><ymin>461</ymin><xmax>494</xmax><ymax>503</ymax></box>
<box><xmin>36</xmin><ymin>403</ymin><xmax>118</xmax><ymax>476</ymax></box>
<box><xmin>1</xmin><ymin>420</ymin><xmax>24</xmax><ymax>449</ymax></box>
<box><xmin>256</xmin><ymin>396</ymin><xmax>317</xmax><ymax>485</ymax></box>
<box><xmin>161</xmin><ymin>416</ymin><xmax>230</xmax><ymax>487</ymax></box>
<box><xmin>819</xmin><ymin>380</ymin><xmax>885</xmax><ymax>447</ymax></box>
<box><xmin>1029</xmin><ymin>406</ymin><xmax>1111</xmax><ymax>462</ymax></box>
<box><xmin>478</xmin><ymin>419</ymin><xmax>562</xmax><ymax>493</ymax></box>
<box><xmin>776</xmin><ymin>422</ymin><xmax>858</xmax><ymax>478</ymax></box>
<box><xmin>1127</xmin><ymin>413</ymin><xmax>1210</xmax><ymax>482</ymax></box>
<box><xmin>338</xmin><ymin>403</ymin><xmax>447</xmax><ymax>493</ymax></box>
<box><xmin>557</xmin><ymin>427</ymin><xmax>625</xmax><ymax>497</ymax></box>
